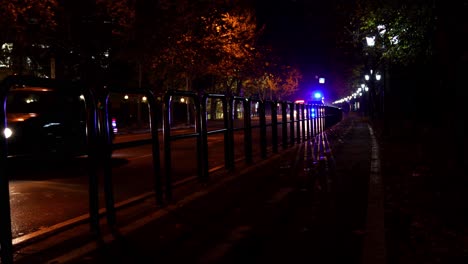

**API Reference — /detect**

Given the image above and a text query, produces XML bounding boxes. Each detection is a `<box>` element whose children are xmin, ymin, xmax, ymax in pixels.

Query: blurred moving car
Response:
<box><xmin>1</xmin><ymin>76</ymin><xmax>116</xmax><ymax>159</ymax></box>
<box><xmin>2</xmin><ymin>82</ymin><xmax>88</xmax><ymax>158</ymax></box>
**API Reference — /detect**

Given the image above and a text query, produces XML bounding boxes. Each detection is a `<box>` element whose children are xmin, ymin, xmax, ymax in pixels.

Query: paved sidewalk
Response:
<box><xmin>14</xmin><ymin>113</ymin><xmax>385</xmax><ymax>264</ymax></box>
<box><xmin>219</xmin><ymin>113</ymin><xmax>385</xmax><ymax>264</ymax></box>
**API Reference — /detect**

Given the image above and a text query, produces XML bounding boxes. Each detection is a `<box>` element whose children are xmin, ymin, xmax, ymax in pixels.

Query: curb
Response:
<box><xmin>362</xmin><ymin>124</ymin><xmax>386</xmax><ymax>264</ymax></box>
<box><xmin>14</xmin><ymin>145</ymin><xmax>301</xmax><ymax>264</ymax></box>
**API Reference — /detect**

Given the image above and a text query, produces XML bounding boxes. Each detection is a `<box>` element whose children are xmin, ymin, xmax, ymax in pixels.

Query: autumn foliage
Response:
<box><xmin>0</xmin><ymin>0</ymin><xmax>301</xmax><ymax>99</ymax></box>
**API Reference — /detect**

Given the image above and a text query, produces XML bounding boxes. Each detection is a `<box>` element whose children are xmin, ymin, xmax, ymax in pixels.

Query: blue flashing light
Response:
<box><xmin>314</xmin><ymin>92</ymin><xmax>322</xmax><ymax>99</ymax></box>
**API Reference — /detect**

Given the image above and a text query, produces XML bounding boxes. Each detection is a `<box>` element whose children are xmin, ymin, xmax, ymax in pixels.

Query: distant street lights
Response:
<box><xmin>333</xmin><ymin>24</ymin><xmax>392</xmax><ymax>116</ymax></box>
<box><xmin>363</xmin><ymin>69</ymin><xmax>383</xmax><ymax>118</ymax></box>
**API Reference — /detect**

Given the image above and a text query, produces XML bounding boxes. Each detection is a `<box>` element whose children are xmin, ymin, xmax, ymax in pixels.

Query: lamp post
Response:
<box><xmin>364</xmin><ymin>24</ymin><xmax>392</xmax><ymax>120</ymax></box>
<box><xmin>363</xmin><ymin>70</ymin><xmax>382</xmax><ymax>119</ymax></box>
<box><xmin>364</xmin><ymin>31</ymin><xmax>383</xmax><ymax>119</ymax></box>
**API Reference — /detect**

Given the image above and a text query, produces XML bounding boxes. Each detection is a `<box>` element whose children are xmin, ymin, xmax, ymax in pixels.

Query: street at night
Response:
<box><xmin>8</xmin><ymin>127</ymin><xmax>265</xmax><ymax>241</ymax></box>
<box><xmin>1</xmin><ymin>1</ymin><xmax>467</xmax><ymax>264</ymax></box>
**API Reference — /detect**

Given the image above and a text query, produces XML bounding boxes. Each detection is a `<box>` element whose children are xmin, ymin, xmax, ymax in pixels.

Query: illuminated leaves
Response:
<box><xmin>207</xmin><ymin>11</ymin><xmax>257</xmax><ymax>60</ymax></box>
<box><xmin>200</xmin><ymin>8</ymin><xmax>258</xmax><ymax>73</ymax></box>
<box><xmin>350</xmin><ymin>0</ymin><xmax>435</xmax><ymax>66</ymax></box>
<box><xmin>261</xmin><ymin>65</ymin><xmax>302</xmax><ymax>100</ymax></box>
<box><xmin>151</xmin><ymin>7</ymin><xmax>264</xmax><ymax>93</ymax></box>
<box><xmin>0</xmin><ymin>0</ymin><xmax>302</xmax><ymax>97</ymax></box>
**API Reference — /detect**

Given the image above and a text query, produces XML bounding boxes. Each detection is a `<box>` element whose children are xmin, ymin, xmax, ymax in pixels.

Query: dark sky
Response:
<box><xmin>254</xmin><ymin>0</ymin><xmax>344</xmax><ymax>102</ymax></box>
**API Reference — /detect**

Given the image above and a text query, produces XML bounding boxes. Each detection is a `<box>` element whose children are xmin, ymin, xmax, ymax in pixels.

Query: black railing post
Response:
<box><xmin>227</xmin><ymin>98</ymin><xmax>236</xmax><ymax>169</ymax></box>
<box><xmin>296</xmin><ymin>103</ymin><xmax>301</xmax><ymax>143</ymax></box>
<box><xmin>146</xmin><ymin>90</ymin><xmax>163</xmax><ymax>206</ymax></box>
<box><xmin>290</xmin><ymin>102</ymin><xmax>295</xmax><ymax>145</ymax></box>
<box><xmin>202</xmin><ymin>94</ymin><xmax>230</xmax><ymax>173</ymax></box>
<box><xmin>305</xmin><ymin>105</ymin><xmax>310</xmax><ymax>140</ymax></box>
<box><xmin>301</xmin><ymin>104</ymin><xmax>307</xmax><ymax>141</ymax></box>
<box><xmin>259</xmin><ymin>100</ymin><xmax>267</xmax><ymax>159</ymax></box>
<box><xmin>307</xmin><ymin>105</ymin><xmax>314</xmax><ymax>139</ymax></box>
<box><xmin>244</xmin><ymin>98</ymin><xmax>253</xmax><ymax>164</ymax></box>
<box><xmin>221</xmin><ymin>95</ymin><xmax>234</xmax><ymax>169</ymax></box>
<box><xmin>163</xmin><ymin>92</ymin><xmax>173</xmax><ymax>201</ymax></box>
<box><xmin>106</xmin><ymin>87</ymin><xmax>163</xmax><ymax>206</ymax></box>
<box><xmin>200</xmin><ymin>95</ymin><xmax>210</xmax><ymax>179</ymax></box>
<box><xmin>0</xmin><ymin>90</ymin><xmax>13</xmax><ymax>264</ymax></box>
<box><xmin>281</xmin><ymin>102</ymin><xmax>288</xmax><ymax>149</ymax></box>
<box><xmin>163</xmin><ymin>90</ymin><xmax>204</xmax><ymax>193</ymax></box>
<box><xmin>193</xmin><ymin>95</ymin><xmax>204</xmax><ymax>182</ymax></box>
<box><xmin>271</xmin><ymin>101</ymin><xmax>278</xmax><ymax>153</ymax></box>
<box><xmin>101</xmin><ymin>93</ymin><xmax>116</xmax><ymax>227</ymax></box>
<box><xmin>312</xmin><ymin>105</ymin><xmax>318</xmax><ymax>136</ymax></box>
<box><xmin>85</xmin><ymin>88</ymin><xmax>100</xmax><ymax>236</ymax></box>
<box><xmin>320</xmin><ymin>105</ymin><xmax>324</xmax><ymax>133</ymax></box>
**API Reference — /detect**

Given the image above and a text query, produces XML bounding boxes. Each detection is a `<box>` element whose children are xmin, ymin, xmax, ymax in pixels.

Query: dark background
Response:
<box><xmin>254</xmin><ymin>0</ymin><xmax>348</xmax><ymax>103</ymax></box>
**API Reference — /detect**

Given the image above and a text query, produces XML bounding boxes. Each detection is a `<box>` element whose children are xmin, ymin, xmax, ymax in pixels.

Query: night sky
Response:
<box><xmin>254</xmin><ymin>0</ymin><xmax>344</xmax><ymax>102</ymax></box>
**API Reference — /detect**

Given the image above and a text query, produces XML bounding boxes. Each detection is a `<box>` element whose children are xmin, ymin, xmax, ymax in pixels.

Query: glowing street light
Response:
<box><xmin>366</xmin><ymin>36</ymin><xmax>375</xmax><ymax>47</ymax></box>
<box><xmin>377</xmin><ymin>25</ymin><xmax>386</xmax><ymax>36</ymax></box>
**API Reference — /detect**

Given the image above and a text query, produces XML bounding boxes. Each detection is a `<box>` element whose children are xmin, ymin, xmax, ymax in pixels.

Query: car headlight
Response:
<box><xmin>3</xmin><ymin>128</ymin><xmax>13</xmax><ymax>139</ymax></box>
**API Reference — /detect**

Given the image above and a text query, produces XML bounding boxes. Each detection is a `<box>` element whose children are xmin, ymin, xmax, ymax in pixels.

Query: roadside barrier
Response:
<box><xmin>201</xmin><ymin>94</ymin><xmax>230</xmax><ymax>178</ymax></box>
<box><xmin>163</xmin><ymin>90</ymin><xmax>203</xmax><ymax>201</ymax></box>
<box><xmin>159</xmin><ymin>93</ymin><xmax>342</xmax><ymax>197</ymax></box>
<box><xmin>0</xmin><ymin>76</ymin><xmax>100</xmax><ymax>264</ymax></box>
<box><xmin>0</xmin><ymin>79</ymin><xmax>342</xmax><ymax>263</ymax></box>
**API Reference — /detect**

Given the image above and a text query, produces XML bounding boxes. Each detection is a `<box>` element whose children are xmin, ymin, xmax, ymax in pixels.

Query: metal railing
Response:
<box><xmin>0</xmin><ymin>76</ymin><xmax>100</xmax><ymax>264</ymax></box>
<box><xmin>0</xmin><ymin>80</ymin><xmax>343</xmax><ymax>263</ymax></box>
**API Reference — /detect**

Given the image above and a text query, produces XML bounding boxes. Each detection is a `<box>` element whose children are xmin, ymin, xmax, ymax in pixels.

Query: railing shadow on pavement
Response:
<box><xmin>0</xmin><ymin>78</ymin><xmax>343</xmax><ymax>263</ymax></box>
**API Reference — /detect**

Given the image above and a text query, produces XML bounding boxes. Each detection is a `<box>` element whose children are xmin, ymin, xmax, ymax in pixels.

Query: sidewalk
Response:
<box><xmin>370</xmin><ymin>116</ymin><xmax>467</xmax><ymax>264</ymax></box>
<box><xmin>14</xmin><ymin>113</ymin><xmax>386</xmax><ymax>264</ymax></box>
<box><xmin>211</xmin><ymin>113</ymin><xmax>384</xmax><ymax>264</ymax></box>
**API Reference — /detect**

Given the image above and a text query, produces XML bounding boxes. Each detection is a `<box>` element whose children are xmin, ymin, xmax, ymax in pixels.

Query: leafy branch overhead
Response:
<box><xmin>349</xmin><ymin>0</ymin><xmax>435</xmax><ymax>67</ymax></box>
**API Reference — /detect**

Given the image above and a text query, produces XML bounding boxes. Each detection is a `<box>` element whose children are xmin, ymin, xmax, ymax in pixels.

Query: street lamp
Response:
<box><xmin>366</xmin><ymin>36</ymin><xmax>375</xmax><ymax>47</ymax></box>
<box><xmin>364</xmin><ymin>24</ymin><xmax>393</xmax><ymax>120</ymax></box>
<box><xmin>363</xmin><ymin>69</ymin><xmax>383</xmax><ymax>118</ymax></box>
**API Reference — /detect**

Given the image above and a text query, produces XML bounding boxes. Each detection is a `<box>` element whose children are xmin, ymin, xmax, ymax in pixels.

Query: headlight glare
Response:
<box><xmin>3</xmin><ymin>128</ymin><xmax>13</xmax><ymax>139</ymax></box>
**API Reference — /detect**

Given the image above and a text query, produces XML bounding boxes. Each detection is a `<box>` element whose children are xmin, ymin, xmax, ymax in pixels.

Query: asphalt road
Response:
<box><xmin>21</xmin><ymin>114</ymin><xmax>373</xmax><ymax>264</ymax></box>
<box><xmin>7</xmin><ymin>122</ymin><xmax>300</xmax><ymax>243</ymax></box>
